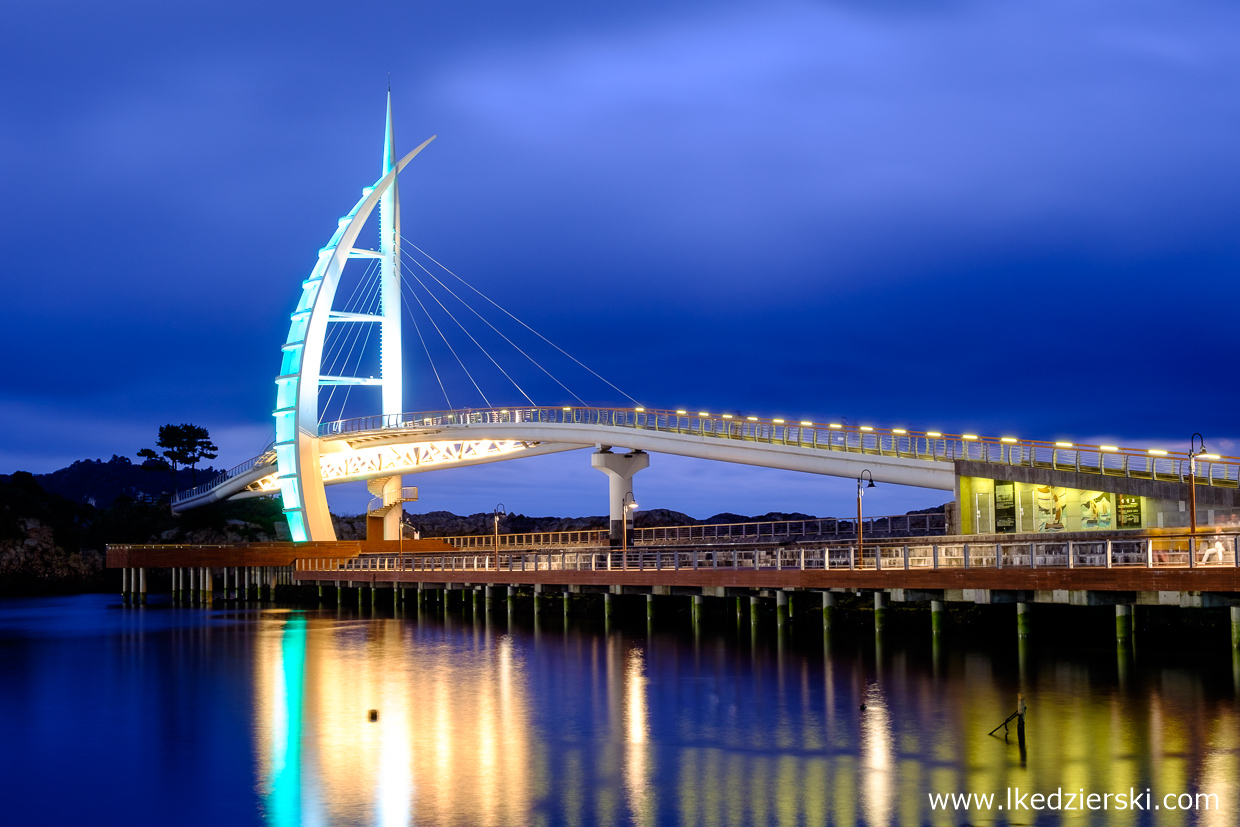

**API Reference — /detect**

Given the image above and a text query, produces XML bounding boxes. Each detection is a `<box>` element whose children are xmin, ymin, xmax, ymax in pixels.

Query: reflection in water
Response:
<box><xmin>249</xmin><ymin>610</ymin><xmax>1240</xmax><ymax>827</ymax></box>
<box><xmin>255</xmin><ymin>612</ymin><xmax>305</xmax><ymax>827</ymax></box>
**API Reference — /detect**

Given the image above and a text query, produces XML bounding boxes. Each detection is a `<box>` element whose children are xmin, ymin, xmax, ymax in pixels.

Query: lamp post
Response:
<box><xmin>622</xmin><ymin>492</ymin><xmax>639</xmax><ymax>568</ymax></box>
<box><xmin>1189</xmin><ymin>434</ymin><xmax>1206</xmax><ymax>567</ymax></box>
<box><xmin>493</xmin><ymin>504</ymin><xmax>506</xmax><ymax>571</ymax></box>
<box><xmin>857</xmin><ymin>470</ymin><xmax>876</xmax><ymax>569</ymax></box>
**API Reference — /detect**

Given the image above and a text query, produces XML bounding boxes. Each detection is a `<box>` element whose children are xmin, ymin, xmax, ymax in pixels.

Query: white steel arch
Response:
<box><xmin>273</xmin><ymin>102</ymin><xmax>435</xmax><ymax>542</ymax></box>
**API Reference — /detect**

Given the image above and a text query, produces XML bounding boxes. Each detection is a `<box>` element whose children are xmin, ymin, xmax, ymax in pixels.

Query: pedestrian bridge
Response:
<box><xmin>168</xmin><ymin>96</ymin><xmax>1240</xmax><ymax>543</ymax></box>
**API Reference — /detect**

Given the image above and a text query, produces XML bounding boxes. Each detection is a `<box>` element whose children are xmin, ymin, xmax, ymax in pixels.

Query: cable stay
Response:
<box><xmin>400</xmin><ymin>248</ymin><xmax>587</xmax><ymax>407</ymax></box>
<box><xmin>402</xmin><ymin>276</ymin><xmax>491</xmax><ymax>407</ymax></box>
<box><xmin>402</xmin><ymin>290</ymin><xmax>453</xmax><ymax>409</ymax></box>
<box><xmin>401</xmin><ymin>268</ymin><xmax>536</xmax><ymax>407</ymax></box>
<box><xmin>402</xmin><ymin>236</ymin><xmax>643</xmax><ymax>407</ymax></box>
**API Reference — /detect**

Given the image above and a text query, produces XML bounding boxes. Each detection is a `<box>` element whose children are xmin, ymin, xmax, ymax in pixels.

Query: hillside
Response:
<box><xmin>34</xmin><ymin>455</ymin><xmax>223</xmax><ymax>508</ymax></box>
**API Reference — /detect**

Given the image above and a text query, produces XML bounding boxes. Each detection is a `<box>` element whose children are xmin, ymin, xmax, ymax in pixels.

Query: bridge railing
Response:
<box><xmin>317</xmin><ymin>406</ymin><xmax>1240</xmax><ymax>487</ymax></box>
<box><xmin>172</xmin><ymin>446</ymin><xmax>277</xmax><ymax>505</ymax></box>
<box><xmin>294</xmin><ymin>530</ymin><xmax>1240</xmax><ymax>573</ymax></box>
<box><xmin>436</xmin><ymin>513</ymin><xmax>946</xmax><ymax>550</ymax></box>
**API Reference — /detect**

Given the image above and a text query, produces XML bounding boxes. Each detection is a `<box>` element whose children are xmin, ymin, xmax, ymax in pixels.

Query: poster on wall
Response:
<box><xmin>1035</xmin><ymin>486</ymin><xmax>1069</xmax><ymax>532</ymax></box>
<box><xmin>1079</xmin><ymin>492</ymin><xmax>1113</xmax><ymax>529</ymax></box>
<box><xmin>994</xmin><ymin>481</ymin><xmax>1017</xmax><ymax>533</ymax></box>
<box><xmin>1117</xmin><ymin>495</ymin><xmax>1142</xmax><ymax>529</ymax></box>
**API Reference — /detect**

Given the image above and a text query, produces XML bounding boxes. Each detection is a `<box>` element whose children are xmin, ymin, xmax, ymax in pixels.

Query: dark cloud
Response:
<box><xmin>3</xmin><ymin>0</ymin><xmax>1237</xmax><ymax>517</ymax></box>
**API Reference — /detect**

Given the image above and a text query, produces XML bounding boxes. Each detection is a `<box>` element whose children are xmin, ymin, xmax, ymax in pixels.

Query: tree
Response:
<box><xmin>139</xmin><ymin>424</ymin><xmax>219</xmax><ymax>489</ymax></box>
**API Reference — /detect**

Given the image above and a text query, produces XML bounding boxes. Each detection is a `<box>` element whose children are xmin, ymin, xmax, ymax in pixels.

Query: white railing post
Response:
<box><xmin>1146</xmin><ymin>539</ymin><xmax>1153</xmax><ymax>568</ymax></box>
<box><xmin>932</xmin><ymin>544</ymin><xmax>939</xmax><ymax>570</ymax></box>
<box><xmin>963</xmin><ymin>543</ymin><xmax>970</xmax><ymax>569</ymax></box>
<box><xmin>903</xmin><ymin>544</ymin><xmax>909</xmax><ymax>570</ymax></box>
<box><xmin>1106</xmin><ymin>540</ymin><xmax>1113</xmax><ymax>569</ymax></box>
<box><xmin>849</xmin><ymin>546</ymin><xmax>855</xmax><ymax>570</ymax></box>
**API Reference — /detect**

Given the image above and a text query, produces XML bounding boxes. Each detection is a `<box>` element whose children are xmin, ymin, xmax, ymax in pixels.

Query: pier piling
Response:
<box><xmin>1115</xmin><ymin>604</ymin><xmax>1133</xmax><ymax>643</ymax></box>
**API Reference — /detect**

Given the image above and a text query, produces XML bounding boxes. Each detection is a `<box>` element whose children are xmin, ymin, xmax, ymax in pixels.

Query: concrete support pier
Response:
<box><xmin>1232</xmin><ymin>607</ymin><xmax>1240</xmax><ymax>649</ymax></box>
<box><xmin>647</xmin><ymin>594</ymin><xmax>655</xmax><ymax>623</ymax></box>
<box><xmin>138</xmin><ymin>568</ymin><xmax>146</xmax><ymax>604</ymax></box>
<box><xmin>1116</xmin><ymin>604</ymin><xmax>1133</xmax><ymax>643</ymax></box>
<box><xmin>823</xmin><ymin>592</ymin><xmax>836</xmax><ymax>632</ymax></box>
<box><xmin>604</xmin><ymin>592</ymin><xmax>614</xmax><ymax>625</ymax></box>
<box><xmin>776</xmin><ymin>591</ymin><xmax>789</xmax><ymax>628</ymax></box>
<box><xmin>591</xmin><ymin>449</ymin><xmax>649</xmax><ymax>545</ymax></box>
<box><xmin>874</xmin><ymin>591</ymin><xmax>888</xmax><ymax>633</ymax></box>
<box><xmin>692</xmin><ymin>595</ymin><xmax>704</xmax><ymax>630</ymax></box>
<box><xmin>1017</xmin><ymin>602</ymin><xmax>1032</xmax><ymax>639</ymax></box>
<box><xmin>750</xmin><ymin>595</ymin><xmax>760</xmax><ymax>627</ymax></box>
<box><xmin>931</xmin><ymin>599</ymin><xmax>945</xmax><ymax>637</ymax></box>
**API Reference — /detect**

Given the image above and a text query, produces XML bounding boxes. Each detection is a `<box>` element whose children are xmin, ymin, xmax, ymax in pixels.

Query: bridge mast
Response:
<box><xmin>378</xmin><ymin>91</ymin><xmax>404</xmax><ymax>540</ymax></box>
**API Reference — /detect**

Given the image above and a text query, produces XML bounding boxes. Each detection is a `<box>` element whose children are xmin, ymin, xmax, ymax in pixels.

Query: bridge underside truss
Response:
<box><xmin>235</xmin><ymin>439</ymin><xmax>582</xmax><ymax>499</ymax></box>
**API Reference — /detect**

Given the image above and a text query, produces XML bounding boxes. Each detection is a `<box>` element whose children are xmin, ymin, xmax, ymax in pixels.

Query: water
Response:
<box><xmin>1</xmin><ymin>594</ymin><xmax>1237</xmax><ymax>826</ymax></box>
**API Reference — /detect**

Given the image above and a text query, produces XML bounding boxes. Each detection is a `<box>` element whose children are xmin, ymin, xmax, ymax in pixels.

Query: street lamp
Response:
<box><xmin>493</xmin><ymin>504</ymin><xmax>506</xmax><ymax>571</ymax></box>
<box><xmin>1189</xmin><ymin>434</ymin><xmax>1207</xmax><ymax>567</ymax></box>
<box><xmin>857</xmin><ymin>470</ymin><xmax>876</xmax><ymax>569</ymax></box>
<box><xmin>622</xmin><ymin>492</ymin><xmax>639</xmax><ymax>567</ymax></box>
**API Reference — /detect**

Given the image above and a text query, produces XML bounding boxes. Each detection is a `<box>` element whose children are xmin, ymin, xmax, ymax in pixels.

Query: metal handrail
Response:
<box><xmin>177</xmin><ymin>404</ymin><xmax>1240</xmax><ymax>503</ymax></box>
<box><xmin>438</xmin><ymin>513</ymin><xmax>946</xmax><ymax>549</ymax></box>
<box><xmin>292</xmin><ymin>528</ymin><xmax>1240</xmax><ymax>573</ymax></box>
<box><xmin>316</xmin><ymin>406</ymin><xmax>1240</xmax><ymax>487</ymax></box>
<box><xmin>171</xmin><ymin>445</ymin><xmax>276</xmax><ymax>504</ymax></box>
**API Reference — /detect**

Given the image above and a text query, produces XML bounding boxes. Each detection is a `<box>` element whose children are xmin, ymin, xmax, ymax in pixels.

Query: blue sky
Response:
<box><xmin>3</xmin><ymin>0</ymin><xmax>1239</xmax><ymax>518</ymax></box>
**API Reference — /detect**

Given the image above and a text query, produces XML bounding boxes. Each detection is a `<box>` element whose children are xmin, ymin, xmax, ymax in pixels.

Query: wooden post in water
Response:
<box><xmin>1017</xmin><ymin>602</ymin><xmax>1032</xmax><ymax>639</ymax></box>
<box><xmin>931</xmin><ymin>599</ymin><xmax>945</xmax><ymax>637</ymax></box>
<box><xmin>873</xmin><ymin>591</ymin><xmax>888</xmax><ymax>633</ymax></box>
<box><xmin>1116</xmin><ymin>604</ymin><xmax>1133</xmax><ymax>644</ymax></box>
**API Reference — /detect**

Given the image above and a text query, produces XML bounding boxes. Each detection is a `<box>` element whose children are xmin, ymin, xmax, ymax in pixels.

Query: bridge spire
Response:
<box><xmin>378</xmin><ymin>90</ymin><xmax>405</xmax><ymax>539</ymax></box>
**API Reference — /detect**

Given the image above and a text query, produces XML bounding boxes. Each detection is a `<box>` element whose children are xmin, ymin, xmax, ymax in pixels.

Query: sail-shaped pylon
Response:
<box><xmin>272</xmin><ymin>97</ymin><xmax>435</xmax><ymax>542</ymax></box>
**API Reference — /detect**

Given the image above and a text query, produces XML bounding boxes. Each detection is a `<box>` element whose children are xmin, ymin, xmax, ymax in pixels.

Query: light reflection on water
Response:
<box><xmin>0</xmin><ymin>595</ymin><xmax>1238</xmax><ymax>826</ymax></box>
<box><xmin>246</xmin><ymin>608</ymin><xmax>1240</xmax><ymax>827</ymax></box>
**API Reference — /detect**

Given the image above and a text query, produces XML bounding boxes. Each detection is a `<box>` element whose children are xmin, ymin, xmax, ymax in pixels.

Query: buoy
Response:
<box><xmin>859</xmin><ymin>703</ymin><xmax>866</xmax><ymax>710</ymax></box>
<box><xmin>368</xmin><ymin>709</ymin><xmax>379</xmax><ymax>722</ymax></box>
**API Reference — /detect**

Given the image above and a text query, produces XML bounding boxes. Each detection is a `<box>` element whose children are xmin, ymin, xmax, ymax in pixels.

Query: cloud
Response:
<box><xmin>436</xmin><ymin>0</ymin><xmax>1240</xmax><ymax>287</ymax></box>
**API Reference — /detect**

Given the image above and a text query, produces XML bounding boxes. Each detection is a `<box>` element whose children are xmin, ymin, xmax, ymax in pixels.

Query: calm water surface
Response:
<box><xmin>1</xmin><ymin>594</ymin><xmax>1237</xmax><ymax>826</ymax></box>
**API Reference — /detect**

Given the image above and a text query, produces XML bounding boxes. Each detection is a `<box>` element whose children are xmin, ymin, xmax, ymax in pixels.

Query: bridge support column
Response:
<box><xmin>1231</xmin><ymin>607</ymin><xmax>1240</xmax><ymax>648</ymax></box>
<box><xmin>1017</xmin><ymin>602</ymin><xmax>1032</xmax><ymax>639</ymax></box>
<box><xmin>137</xmin><ymin>568</ymin><xmax>146</xmax><ymax>604</ymax></box>
<box><xmin>647</xmin><ymin>594</ymin><xmax>655</xmax><ymax>623</ymax></box>
<box><xmin>931</xmin><ymin>600</ymin><xmax>945</xmax><ymax>636</ymax></box>
<box><xmin>824</xmin><ymin>592</ymin><xmax>836</xmax><ymax>632</ymax></box>
<box><xmin>508</xmin><ymin>585</ymin><xmax>516</xmax><ymax>614</ymax></box>
<box><xmin>121</xmin><ymin>568</ymin><xmax>130</xmax><ymax>603</ymax></box>
<box><xmin>1115</xmin><ymin>604</ymin><xmax>1133</xmax><ymax>644</ymax></box>
<box><xmin>692</xmin><ymin>595</ymin><xmax>704</xmax><ymax>631</ymax></box>
<box><xmin>533</xmin><ymin>584</ymin><xmax>544</xmax><ymax>615</ymax></box>
<box><xmin>874</xmin><ymin>591</ymin><xmax>888</xmax><ymax>633</ymax></box>
<box><xmin>776</xmin><ymin>591</ymin><xmax>789</xmax><ymax>628</ymax></box>
<box><xmin>604</xmin><ymin>592</ymin><xmax>613</xmax><ymax>625</ymax></box>
<box><xmin>205</xmin><ymin>567</ymin><xmax>213</xmax><ymax>604</ymax></box>
<box><xmin>591</xmin><ymin>449</ymin><xmax>649</xmax><ymax>546</ymax></box>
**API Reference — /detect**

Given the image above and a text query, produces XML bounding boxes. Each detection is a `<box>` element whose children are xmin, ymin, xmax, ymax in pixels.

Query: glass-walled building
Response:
<box><xmin>957</xmin><ymin>475</ymin><xmax>1240</xmax><ymax>535</ymax></box>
